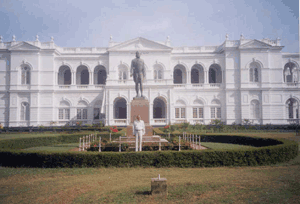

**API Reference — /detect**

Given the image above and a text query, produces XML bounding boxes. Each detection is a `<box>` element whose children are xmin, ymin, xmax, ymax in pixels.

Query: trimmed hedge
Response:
<box><xmin>0</xmin><ymin>132</ymin><xmax>123</xmax><ymax>150</ymax></box>
<box><xmin>0</xmin><ymin>134</ymin><xmax>298</xmax><ymax>168</ymax></box>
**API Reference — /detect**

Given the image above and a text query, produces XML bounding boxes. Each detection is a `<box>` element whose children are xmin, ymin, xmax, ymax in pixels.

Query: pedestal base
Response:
<box><xmin>127</xmin><ymin>125</ymin><xmax>153</xmax><ymax>137</ymax></box>
<box><xmin>131</xmin><ymin>98</ymin><xmax>149</xmax><ymax>124</ymax></box>
<box><xmin>151</xmin><ymin>178</ymin><xmax>168</xmax><ymax>196</ymax></box>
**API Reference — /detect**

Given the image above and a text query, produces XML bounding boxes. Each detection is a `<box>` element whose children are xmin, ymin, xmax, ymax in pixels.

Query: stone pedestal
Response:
<box><xmin>130</xmin><ymin>97</ymin><xmax>149</xmax><ymax>124</ymax></box>
<box><xmin>151</xmin><ymin>177</ymin><xmax>167</xmax><ymax>196</ymax></box>
<box><xmin>127</xmin><ymin>125</ymin><xmax>153</xmax><ymax>137</ymax></box>
<box><xmin>127</xmin><ymin>97</ymin><xmax>153</xmax><ymax>137</ymax></box>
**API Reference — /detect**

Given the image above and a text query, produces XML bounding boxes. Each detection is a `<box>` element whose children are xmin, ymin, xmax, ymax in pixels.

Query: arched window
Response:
<box><xmin>118</xmin><ymin>65</ymin><xmax>128</xmax><ymax>81</ymax></box>
<box><xmin>114</xmin><ymin>98</ymin><xmax>127</xmax><ymax>119</ymax></box>
<box><xmin>58</xmin><ymin>101</ymin><xmax>70</xmax><ymax>120</ymax></box>
<box><xmin>286</xmin><ymin>98</ymin><xmax>299</xmax><ymax>119</ymax></box>
<box><xmin>21</xmin><ymin>66</ymin><xmax>30</xmax><ymax>85</ymax></box>
<box><xmin>94</xmin><ymin>66</ymin><xmax>107</xmax><ymax>85</ymax></box>
<box><xmin>175</xmin><ymin>100</ymin><xmax>186</xmax><ymax>118</ymax></box>
<box><xmin>154</xmin><ymin>64</ymin><xmax>163</xmax><ymax>80</ymax></box>
<box><xmin>58</xmin><ymin>66</ymin><xmax>71</xmax><ymax>85</ymax></box>
<box><xmin>173</xmin><ymin>65</ymin><xmax>186</xmax><ymax>84</ymax></box>
<box><xmin>77</xmin><ymin>100</ymin><xmax>88</xmax><ymax>120</ymax></box>
<box><xmin>193</xmin><ymin>99</ymin><xmax>204</xmax><ymax>118</ymax></box>
<box><xmin>211</xmin><ymin>99</ymin><xmax>221</xmax><ymax>119</ymax></box>
<box><xmin>76</xmin><ymin>66</ymin><xmax>89</xmax><ymax>85</ymax></box>
<box><xmin>250</xmin><ymin>100</ymin><xmax>260</xmax><ymax>119</ymax></box>
<box><xmin>249</xmin><ymin>62</ymin><xmax>260</xmax><ymax>82</ymax></box>
<box><xmin>20</xmin><ymin>102</ymin><xmax>30</xmax><ymax>121</ymax></box>
<box><xmin>209</xmin><ymin>64</ymin><xmax>222</xmax><ymax>83</ymax></box>
<box><xmin>191</xmin><ymin>64</ymin><xmax>204</xmax><ymax>84</ymax></box>
<box><xmin>153</xmin><ymin>97</ymin><xmax>166</xmax><ymax>118</ymax></box>
<box><xmin>284</xmin><ymin>62</ymin><xmax>298</xmax><ymax>83</ymax></box>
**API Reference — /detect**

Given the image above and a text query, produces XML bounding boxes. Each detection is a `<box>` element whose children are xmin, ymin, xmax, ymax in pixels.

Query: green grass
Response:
<box><xmin>201</xmin><ymin>142</ymin><xmax>258</xmax><ymax>150</ymax></box>
<box><xmin>0</xmin><ymin>131</ymin><xmax>96</xmax><ymax>141</ymax></box>
<box><xmin>23</xmin><ymin>143</ymin><xmax>79</xmax><ymax>152</ymax></box>
<box><xmin>0</xmin><ymin>132</ymin><xmax>299</xmax><ymax>203</ymax></box>
<box><xmin>0</xmin><ymin>154</ymin><xmax>299</xmax><ymax>203</ymax></box>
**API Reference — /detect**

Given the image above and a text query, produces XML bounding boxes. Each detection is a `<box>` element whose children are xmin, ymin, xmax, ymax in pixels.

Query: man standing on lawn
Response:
<box><xmin>133</xmin><ymin>115</ymin><xmax>145</xmax><ymax>151</ymax></box>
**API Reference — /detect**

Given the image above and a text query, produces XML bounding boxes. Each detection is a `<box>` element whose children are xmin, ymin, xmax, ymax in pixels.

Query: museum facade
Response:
<box><xmin>0</xmin><ymin>35</ymin><xmax>299</xmax><ymax>127</ymax></box>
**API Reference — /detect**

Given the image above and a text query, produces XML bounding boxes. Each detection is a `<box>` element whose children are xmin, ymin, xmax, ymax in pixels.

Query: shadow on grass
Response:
<box><xmin>135</xmin><ymin>190</ymin><xmax>151</xmax><ymax>195</ymax></box>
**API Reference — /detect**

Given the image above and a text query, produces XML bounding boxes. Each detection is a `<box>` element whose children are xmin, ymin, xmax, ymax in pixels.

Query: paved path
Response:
<box><xmin>190</xmin><ymin>143</ymin><xmax>208</xmax><ymax>150</ymax></box>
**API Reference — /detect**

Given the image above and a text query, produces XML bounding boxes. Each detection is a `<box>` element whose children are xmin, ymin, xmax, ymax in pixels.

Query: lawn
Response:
<box><xmin>0</xmin><ymin>131</ymin><xmax>96</xmax><ymax>141</ymax></box>
<box><xmin>200</xmin><ymin>142</ymin><xmax>258</xmax><ymax>150</ymax></box>
<box><xmin>0</xmin><ymin>155</ymin><xmax>299</xmax><ymax>204</ymax></box>
<box><xmin>23</xmin><ymin>143</ymin><xmax>79</xmax><ymax>152</ymax></box>
<box><xmin>0</xmin><ymin>132</ymin><xmax>299</xmax><ymax>203</ymax></box>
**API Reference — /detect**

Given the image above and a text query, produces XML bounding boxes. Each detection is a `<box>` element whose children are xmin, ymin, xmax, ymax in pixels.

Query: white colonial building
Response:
<box><xmin>0</xmin><ymin>35</ymin><xmax>299</xmax><ymax>127</ymax></box>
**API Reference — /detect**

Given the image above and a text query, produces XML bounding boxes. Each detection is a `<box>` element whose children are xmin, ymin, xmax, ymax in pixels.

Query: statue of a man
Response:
<box><xmin>130</xmin><ymin>51</ymin><xmax>145</xmax><ymax>98</ymax></box>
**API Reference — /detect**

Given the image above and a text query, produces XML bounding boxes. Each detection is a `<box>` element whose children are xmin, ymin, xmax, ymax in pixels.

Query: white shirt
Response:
<box><xmin>133</xmin><ymin>119</ymin><xmax>145</xmax><ymax>136</ymax></box>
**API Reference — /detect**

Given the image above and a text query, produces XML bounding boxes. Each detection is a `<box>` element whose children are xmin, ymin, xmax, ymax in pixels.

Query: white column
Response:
<box><xmin>187</xmin><ymin>71</ymin><xmax>191</xmax><ymax>84</ymax></box>
<box><xmin>72</xmin><ymin>72</ymin><xmax>75</xmax><ymax>85</ymax></box>
<box><xmin>89</xmin><ymin>72</ymin><xmax>92</xmax><ymax>85</ymax></box>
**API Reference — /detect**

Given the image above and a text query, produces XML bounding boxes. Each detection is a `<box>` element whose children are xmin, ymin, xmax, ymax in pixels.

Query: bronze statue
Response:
<box><xmin>130</xmin><ymin>51</ymin><xmax>145</xmax><ymax>98</ymax></box>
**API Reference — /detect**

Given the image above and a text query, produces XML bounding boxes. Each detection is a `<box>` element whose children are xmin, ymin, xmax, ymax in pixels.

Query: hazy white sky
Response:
<box><xmin>0</xmin><ymin>0</ymin><xmax>299</xmax><ymax>52</ymax></box>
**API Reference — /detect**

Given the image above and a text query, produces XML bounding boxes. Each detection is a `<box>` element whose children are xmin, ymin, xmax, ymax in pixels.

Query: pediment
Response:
<box><xmin>108</xmin><ymin>37</ymin><xmax>172</xmax><ymax>52</ymax></box>
<box><xmin>239</xmin><ymin>40</ymin><xmax>271</xmax><ymax>49</ymax></box>
<box><xmin>9</xmin><ymin>42</ymin><xmax>40</xmax><ymax>51</ymax></box>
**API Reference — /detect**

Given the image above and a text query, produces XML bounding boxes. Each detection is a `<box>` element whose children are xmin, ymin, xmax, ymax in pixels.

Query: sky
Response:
<box><xmin>0</xmin><ymin>0</ymin><xmax>299</xmax><ymax>52</ymax></box>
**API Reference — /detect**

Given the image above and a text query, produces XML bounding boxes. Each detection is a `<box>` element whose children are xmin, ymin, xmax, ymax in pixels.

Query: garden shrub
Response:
<box><xmin>0</xmin><ymin>132</ymin><xmax>123</xmax><ymax>150</ymax></box>
<box><xmin>0</xmin><ymin>134</ymin><xmax>298</xmax><ymax>168</ymax></box>
<box><xmin>153</xmin><ymin>128</ymin><xmax>164</xmax><ymax>135</ymax></box>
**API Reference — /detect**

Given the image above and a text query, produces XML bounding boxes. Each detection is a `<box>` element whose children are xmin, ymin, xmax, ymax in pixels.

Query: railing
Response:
<box><xmin>114</xmin><ymin>119</ymin><xmax>127</xmax><ymax>124</ymax></box>
<box><xmin>287</xmin><ymin>119</ymin><xmax>300</xmax><ymax>124</ymax></box>
<box><xmin>286</xmin><ymin>82</ymin><xmax>298</xmax><ymax>86</ymax></box>
<box><xmin>209</xmin><ymin>83</ymin><xmax>221</xmax><ymax>87</ymax></box>
<box><xmin>59</xmin><ymin>85</ymin><xmax>70</xmax><ymax>89</ymax></box>
<box><xmin>192</xmin><ymin>119</ymin><xmax>204</xmax><ymax>124</ymax></box>
<box><xmin>192</xmin><ymin>83</ymin><xmax>204</xmax><ymax>87</ymax></box>
<box><xmin>174</xmin><ymin>84</ymin><xmax>186</xmax><ymax>88</ymax></box>
<box><xmin>77</xmin><ymin>85</ymin><xmax>88</xmax><ymax>89</ymax></box>
<box><xmin>95</xmin><ymin>85</ymin><xmax>105</xmax><ymax>89</ymax></box>
<box><xmin>174</xmin><ymin>119</ymin><xmax>187</xmax><ymax>124</ymax></box>
<box><xmin>154</xmin><ymin>119</ymin><xmax>166</xmax><ymax>123</ymax></box>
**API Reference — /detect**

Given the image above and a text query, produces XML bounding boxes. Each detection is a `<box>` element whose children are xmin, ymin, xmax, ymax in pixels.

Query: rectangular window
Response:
<box><xmin>21</xmin><ymin>105</ymin><xmax>25</xmax><ymax>120</ymax></box>
<box><xmin>59</xmin><ymin>109</ymin><xmax>64</xmax><ymax>119</ymax></box>
<box><xmin>83</xmin><ymin>109</ymin><xmax>87</xmax><ymax>119</ymax></box>
<box><xmin>59</xmin><ymin>109</ymin><xmax>70</xmax><ymax>120</ymax></box>
<box><xmin>77</xmin><ymin>108</ymin><xmax>87</xmax><ymax>119</ymax></box>
<box><xmin>199</xmin><ymin>107</ymin><xmax>204</xmax><ymax>118</ymax></box>
<box><xmin>94</xmin><ymin>108</ymin><xmax>100</xmax><ymax>119</ymax></box>
<box><xmin>181</xmin><ymin>108</ymin><xmax>186</xmax><ymax>118</ymax></box>
<box><xmin>26</xmin><ymin>71</ymin><xmax>30</xmax><ymax>85</ymax></box>
<box><xmin>193</xmin><ymin>108</ymin><xmax>197</xmax><ymax>118</ymax></box>
<box><xmin>254</xmin><ymin>68</ymin><xmax>259</xmax><ymax>82</ymax></box>
<box><xmin>249</xmin><ymin>68</ymin><xmax>253</xmax><ymax>82</ymax></box>
<box><xmin>65</xmin><ymin>109</ymin><xmax>70</xmax><ymax>119</ymax></box>
<box><xmin>77</xmin><ymin>109</ymin><xmax>82</xmax><ymax>119</ymax></box>
<box><xmin>175</xmin><ymin>108</ymin><xmax>180</xmax><ymax>118</ymax></box>
<box><xmin>211</xmin><ymin>107</ymin><xmax>215</xmax><ymax>118</ymax></box>
<box><xmin>217</xmin><ymin>107</ymin><xmax>221</xmax><ymax>118</ymax></box>
<box><xmin>21</xmin><ymin>72</ymin><xmax>26</xmax><ymax>85</ymax></box>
